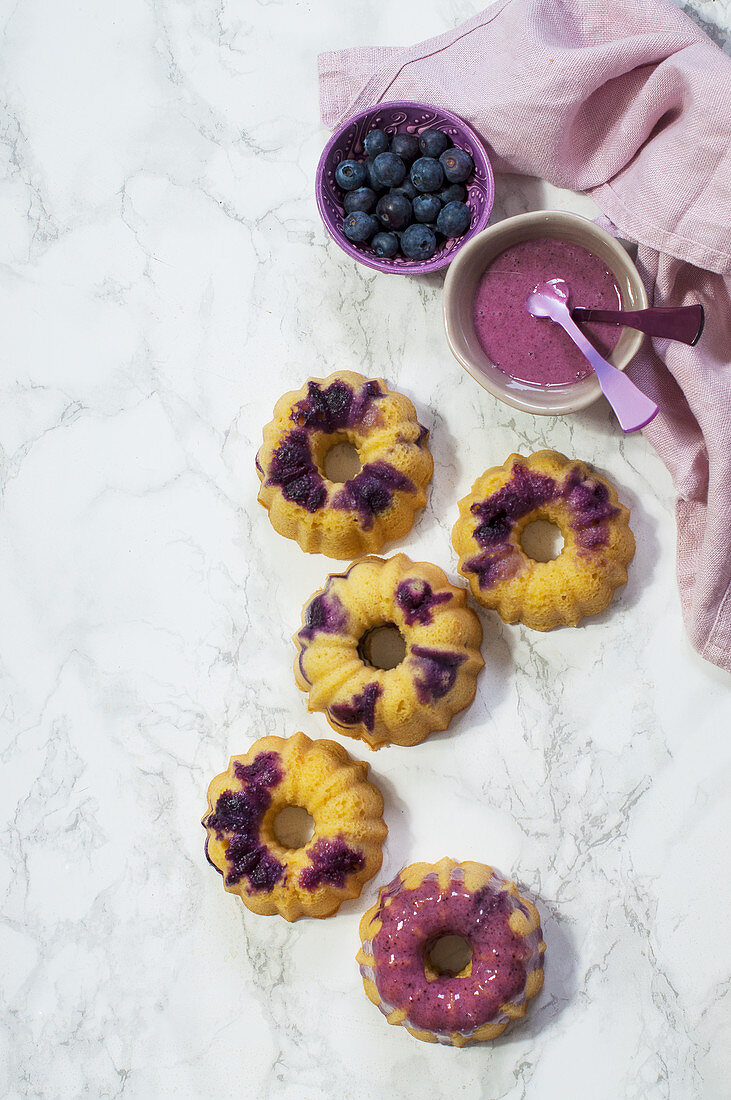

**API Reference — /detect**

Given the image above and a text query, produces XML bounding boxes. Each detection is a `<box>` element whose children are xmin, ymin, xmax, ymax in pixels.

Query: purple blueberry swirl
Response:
<box><xmin>465</xmin><ymin>462</ymin><xmax>619</xmax><ymax>588</ymax></box>
<box><xmin>205</xmin><ymin>752</ymin><xmax>285</xmax><ymax>893</ymax></box>
<box><xmin>396</xmin><ymin>578</ymin><xmax>452</xmax><ymax>625</ymax></box>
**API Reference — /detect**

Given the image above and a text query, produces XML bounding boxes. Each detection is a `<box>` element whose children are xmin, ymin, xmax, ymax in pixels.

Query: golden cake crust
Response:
<box><xmin>256</xmin><ymin>370</ymin><xmax>433</xmax><ymax>558</ymax></box>
<box><xmin>294</xmin><ymin>554</ymin><xmax>484</xmax><ymax>749</ymax></box>
<box><xmin>203</xmin><ymin>732</ymin><xmax>387</xmax><ymax>921</ymax></box>
<box><xmin>451</xmin><ymin>450</ymin><xmax>635</xmax><ymax>630</ymax></box>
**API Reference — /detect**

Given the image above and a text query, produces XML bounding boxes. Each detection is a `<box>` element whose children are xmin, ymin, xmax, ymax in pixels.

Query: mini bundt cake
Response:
<box><xmin>256</xmin><ymin>370</ymin><xmax>433</xmax><ymax>558</ymax></box>
<box><xmin>452</xmin><ymin>450</ymin><xmax>635</xmax><ymax>630</ymax></box>
<box><xmin>203</xmin><ymin>732</ymin><xmax>387</xmax><ymax>921</ymax></box>
<box><xmin>294</xmin><ymin>554</ymin><xmax>484</xmax><ymax>749</ymax></box>
<box><xmin>357</xmin><ymin>858</ymin><xmax>546</xmax><ymax>1046</ymax></box>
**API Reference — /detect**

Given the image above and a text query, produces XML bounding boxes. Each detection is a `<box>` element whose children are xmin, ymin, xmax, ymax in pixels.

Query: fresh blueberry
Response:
<box><xmin>372</xmin><ymin>231</ymin><xmax>400</xmax><ymax>258</ymax></box>
<box><xmin>343</xmin><ymin>211</ymin><xmax>379</xmax><ymax>242</ymax></box>
<box><xmin>436</xmin><ymin>200</ymin><xmax>471</xmax><ymax>238</ymax></box>
<box><xmin>418</xmin><ymin>129</ymin><xmax>450</xmax><ymax>158</ymax></box>
<box><xmin>400</xmin><ymin>223</ymin><xmax>438</xmax><ymax>261</ymax></box>
<box><xmin>390</xmin><ymin>133</ymin><xmax>420</xmax><ymax>163</ymax></box>
<box><xmin>438</xmin><ymin>182</ymin><xmax>467</xmax><ymax>205</ymax></box>
<box><xmin>410</xmin><ymin>156</ymin><xmax>444</xmax><ymax>193</ymax></box>
<box><xmin>412</xmin><ymin>193</ymin><xmax>442</xmax><ymax>223</ymax></box>
<box><xmin>343</xmin><ymin>187</ymin><xmax>377</xmax><ymax>214</ymax></box>
<box><xmin>364</xmin><ymin>160</ymin><xmax>385</xmax><ymax>192</ymax></box>
<box><xmin>389</xmin><ymin>180</ymin><xmax>417</xmax><ymax>201</ymax></box>
<box><xmin>363</xmin><ymin>129</ymin><xmax>389</xmax><ymax>158</ymax></box>
<box><xmin>335</xmin><ymin>159</ymin><xmax>367</xmax><ymax>191</ymax></box>
<box><xmin>439</xmin><ymin>146</ymin><xmax>474</xmax><ymax>183</ymax></box>
<box><xmin>372</xmin><ymin>151</ymin><xmax>407</xmax><ymax>188</ymax></box>
<box><xmin>376</xmin><ymin>193</ymin><xmax>412</xmax><ymax>231</ymax></box>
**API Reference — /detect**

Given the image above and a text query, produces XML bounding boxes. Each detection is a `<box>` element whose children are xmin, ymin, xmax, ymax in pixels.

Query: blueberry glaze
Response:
<box><xmin>266</xmin><ymin>429</ymin><xmax>325</xmax><ymax>513</ymax></box>
<box><xmin>291</xmin><ymin>378</ymin><xmax>383</xmax><ymax>434</ymax></box>
<box><xmin>330</xmin><ymin>681</ymin><xmax>382</xmax><ymax>732</ymax></box>
<box><xmin>371</xmin><ymin>875</ymin><xmax>530</xmax><ymax>1034</ymax></box>
<box><xmin>332</xmin><ymin>461</ymin><xmax>414</xmax><ymax>528</ymax></box>
<box><xmin>471</xmin><ymin>463</ymin><xmax>556</xmax><ymax>548</ymax></box>
<box><xmin>299</xmin><ymin>591</ymin><xmax>348</xmax><ymax>641</ymax></box>
<box><xmin>299</xmin><ymin>835</ymin><xmax>365</xmax><ymax>891</ymax></box>
<box><xmin>563</xmin><ymin>470</ymin><xmax>618</xmax><ymax>549</ymax></box>
<box><xmin>410</xmin><ymin>645</ymin><xmax>466</xmax><ymax>704</ymax></box>
<box><xmin>472</xmin><ymin>237</ymin><xmax>621</xmax><ymax>386</ymax></box>
<box><xmin>465</xmin><ymin>463</ymin><xmax>618</xmax><ymax>587</ymax></box>
<box><xmin>396</xmin><ymin>579</ymin><xmax>452</xmax><ymax>625</ymax></box>
<box><xmin>266</xmin><ymin>378</ymin><xmax>419</xmax><ymax>519</ymax></box>
<box><xmin>463</xmin><ymin>547</ymin><xmax>521</xmax><ymax>591</ymax></box>
<box><xmin>205</xmin><ymin>752</ymin><xmax>285</xmax><ymax>892</ymax></box>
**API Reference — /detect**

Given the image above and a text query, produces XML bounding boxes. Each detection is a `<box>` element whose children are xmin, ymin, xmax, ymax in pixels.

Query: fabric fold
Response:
<box><xmin>318</xmin><ymin>0</ymin><xmax>731</xmax><ymax>671</ymax></box>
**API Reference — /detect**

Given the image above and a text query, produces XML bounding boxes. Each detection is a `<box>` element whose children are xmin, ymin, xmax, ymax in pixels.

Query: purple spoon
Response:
<box><xmin>572</xmin><ymin>301</ymin><xmax>704</xmax><ymax>345</ymax></box>
<box><xmin>526</xmin><ymin>279</ymin><xmax>659</xmax><ymax>433</ymax></box>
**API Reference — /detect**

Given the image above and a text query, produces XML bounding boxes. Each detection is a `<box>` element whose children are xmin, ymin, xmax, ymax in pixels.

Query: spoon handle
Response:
<box><xmin>559</xmin><ymin>312</ymin><xmax>659</xmax><ymax>433</ymax></box>
<box><xmin>572</xmin><ymin>303</ymin><xmax>704</xmax><ymax>346</ymax></box>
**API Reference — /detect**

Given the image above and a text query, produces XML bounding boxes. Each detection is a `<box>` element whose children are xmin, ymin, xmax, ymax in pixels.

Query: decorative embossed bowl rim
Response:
<box><xmin>316</xmin><ymin>101</ymin><xmax>495</xmax><ymax>275</ymax></box>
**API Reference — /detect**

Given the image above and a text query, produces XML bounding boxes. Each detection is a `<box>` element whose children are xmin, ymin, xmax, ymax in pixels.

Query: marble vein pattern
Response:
<box><xmin>1</xmin><ymin>1</ymin><xmax>730</xmax><ymax>1098</ymax></box>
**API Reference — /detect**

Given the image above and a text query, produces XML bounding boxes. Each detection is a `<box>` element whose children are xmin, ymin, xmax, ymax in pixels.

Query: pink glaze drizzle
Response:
<box><xmin>362</xmin><ymin>866</ymin><xmax>544</xmax><ymax>1039</ymax></box>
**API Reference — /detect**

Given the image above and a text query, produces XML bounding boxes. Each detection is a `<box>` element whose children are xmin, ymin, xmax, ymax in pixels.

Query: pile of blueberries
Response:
<box><xmin>334</xmin><ymin>127</ymin><xmax>475</xmax><ymax>262</ymax></box>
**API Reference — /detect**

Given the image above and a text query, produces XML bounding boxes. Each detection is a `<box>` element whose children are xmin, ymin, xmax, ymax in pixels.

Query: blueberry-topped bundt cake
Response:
<box><xmin>452</xmin><ymin>450</ymin><xmax>635</xmax><ymax>630</ymax></box>
<box><xmin>256</xmin><ymin>370</ymin><xmax>433</xmax><ymax>558</ymax></box>
<box><xmin>294</xmin><ymin>554</ymin><xmax>483</xmax><ymax>749</ymax></box>
<box><xmin>203</xmin><ymin>732</ymin><xmax>387</xmax><ymax>921</ymax></box>
<box><xmin>357</xmin><ymin>858</ymin><xmax>546</xmax><ymax>1046</ymax></box>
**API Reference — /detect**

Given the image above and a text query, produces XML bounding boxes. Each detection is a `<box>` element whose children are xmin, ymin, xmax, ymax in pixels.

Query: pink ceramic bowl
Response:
<box><xmin>443</xmin><ymin>211</ymin><xmax>648</xmax><ymax>416</ymax></box>
<box><xmin>316</xmin><ymin>101</ymin><xmax>495</xmax><ymax>275</ymax></box>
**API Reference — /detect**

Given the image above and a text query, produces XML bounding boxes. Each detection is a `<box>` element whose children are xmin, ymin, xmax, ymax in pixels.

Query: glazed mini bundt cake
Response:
<box><xmin>294</xmin><ymin>554</ymin><xmax>483</xmax><ymax>749</ymax></box>
<box><xmin>452</xmin><ymin>450</ymin><xmax>635</xmax><ymax>630</ymax></box>
<box><xmin>203</xmin><ymin>733</ymin><xmax>387</xmax><ymax>921</ymax></box>
<box><xmin>256</xmin><ymin>370</ymin><xmax>433</xmax><ymax>558</ymax></box>
<box><xmin>357</xmin><ymin>858</ymin><xmax>546</xmax><ymax>1046</ymax></box>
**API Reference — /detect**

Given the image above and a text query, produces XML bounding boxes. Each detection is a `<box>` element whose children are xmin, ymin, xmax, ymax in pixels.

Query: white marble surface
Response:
<box><xmin>1</xmin><ymin>1</ymin><xmax>730</xmax><ymax>1098</ymax></box>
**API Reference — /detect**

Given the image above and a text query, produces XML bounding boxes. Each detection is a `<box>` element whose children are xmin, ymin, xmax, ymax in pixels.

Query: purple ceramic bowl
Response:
<box><xmin>316</xmin><ymin>101</ymin><xmax>495</xmax><ymax>275</ymax></box>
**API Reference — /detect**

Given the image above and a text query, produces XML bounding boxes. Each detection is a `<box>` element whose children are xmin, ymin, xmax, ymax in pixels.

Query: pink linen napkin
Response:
<box><xmin>319</xmin><ymin>0</ymin><xmax>731</xmax><ymax>672</ymax></box>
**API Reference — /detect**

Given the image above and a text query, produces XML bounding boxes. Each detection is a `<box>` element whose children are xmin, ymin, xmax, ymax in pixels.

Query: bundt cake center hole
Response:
<box><xmin>520</xmin><ymin>519</ymin><xmax>564</xmax><ymax>562</ymax></box>
<box><xmin>323</xmin><ymin>439</ymin><xmax>362</xmax><ymax>483</ymax></box>
<box><xmin>426</xmin><ymin>934</ymin><xmax>473</xmax><ymax>978</ymax></box>
<box><xmin>358</xmin><ymin>623</ymin><xmax>406</xmax><ymax>670</ymax></box>
<box><xmin>272</xmin><ymin>805</ymin><xmax>315</xmax><ymax>850</ymax></box>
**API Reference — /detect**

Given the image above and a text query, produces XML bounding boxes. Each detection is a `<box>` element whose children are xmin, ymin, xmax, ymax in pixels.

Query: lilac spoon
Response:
<box><xmin>526</xmin><ymin>279</ymin><xmax>659</xmax><ymax>433</ymax></box>
<box><xmin>572</xmin><ymin>301</ymin><xmax>704</xmax><ymax>345</ymax></box>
